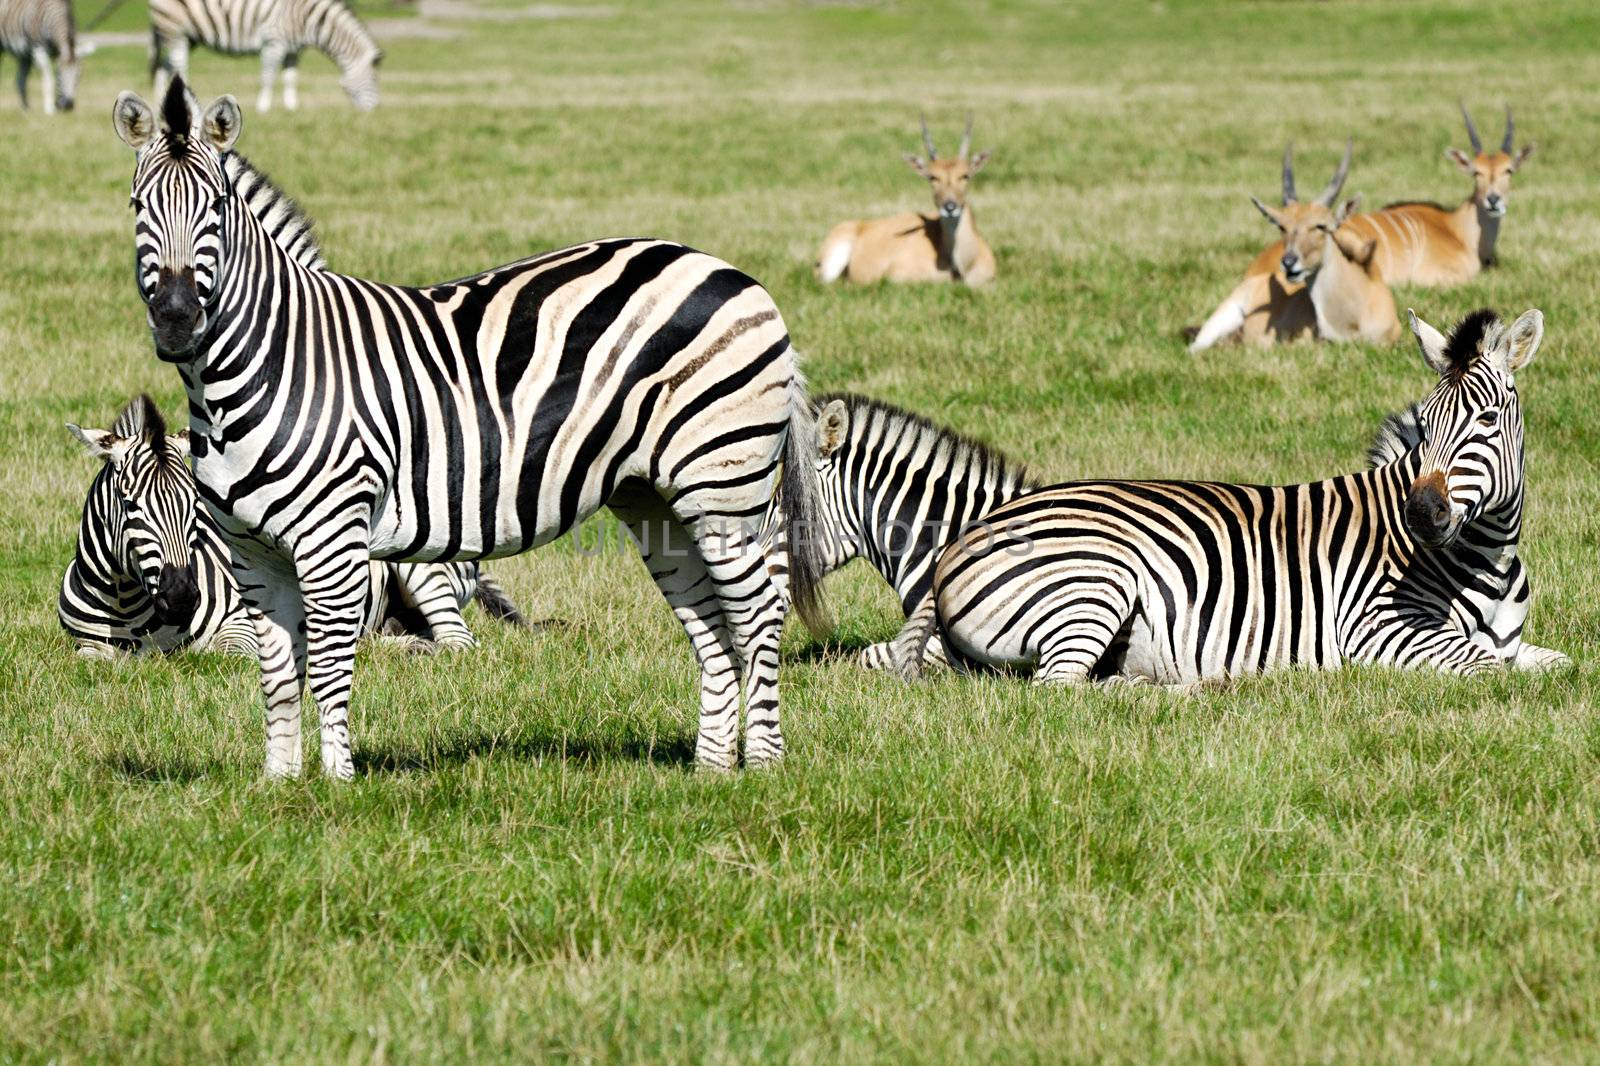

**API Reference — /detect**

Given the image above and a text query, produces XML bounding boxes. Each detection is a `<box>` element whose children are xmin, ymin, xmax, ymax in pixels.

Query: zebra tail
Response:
<box><xmin>473</xmin><ymin>571</ymin><xmax>527</xmax><ymax>627</ymax></box>
<box><xmin>888</xmin><ymin>591</ymin><xmax>940</xmax><ymax>681</ymax></box>
<box><xmin>782</xmin><ymin>370</ymin><xmax>831</xmax><ymax>636</ymax></box>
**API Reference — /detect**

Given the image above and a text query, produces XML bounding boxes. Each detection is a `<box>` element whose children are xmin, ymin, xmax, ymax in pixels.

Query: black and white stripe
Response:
<box><xmin>149</xmin><ymin>0</ymin><xmax>381</xmax><ymax>113</ymax></box>
<box><xmin>61</xmin><ymin>395</ymin><xmax>521</xmax><ymax>660</ymax></box>
<box><xmin>112</xmin><ymin>80</ymin><xmax>826</xmax><ymax>778</ymax></box>
<box><xmin>763</xmin><ymin>393</ymin><xmax>1037</xmax><ymax>669</ymax></box>
<box><xmin>894</xmin><ymin>308</ymin><xmax>1569</xmax><ymax>684</ymax></box>
<box><xmin>0</xmin><ymin>0</ymin><xmax>77</xmax><ymax>112</ymax></box>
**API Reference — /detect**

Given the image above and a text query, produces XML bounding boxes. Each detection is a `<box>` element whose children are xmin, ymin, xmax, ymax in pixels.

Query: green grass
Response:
<box><xmin>4</xmin><ymin>0</ymin><xmax>1600</xmax><ymax>1059</ymax></box>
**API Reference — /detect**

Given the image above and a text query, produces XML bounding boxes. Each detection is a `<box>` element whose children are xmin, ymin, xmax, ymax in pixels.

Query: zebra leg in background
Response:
<box><xmin>861</xmin><ymin>634</ymin><xmax>949</xmax><ymax>673</ymax></box>
<box><xmin>281</xmin><ymin>51</ymin><xmax>300</xmax><ymax>111</ymax></box>
<box><xmin>610</xmin><ymin>482</ymin><xmax>743</xmax><ymax>770</ymax></box>
<box><xmin>258</xmin><ymin>39</ymin><xmax>287</xmax><ymax>112</ymax></box>
<box><xmin>14</xmin><ymin>50</ymin><xmax>32</xmax><ymax>109</ymax></box>
<box><xmin>151</xmin><ymin>36</ymin><xmax>187</xmax><ymax>105</ymax></box>
<box><xmin>394</xmin><ymin>563</ymin><xmax>477</xmax><ymax>651</ymax></box>
<box><xmin>235</xmin><ymin>554</ymin><xmax>309</xmax><ymax>779</ymax></box>
<box><xmin>298</xmin><ymin>547</ymin><xmax>372</xmax><ymax>780</ymax></box>
<box><xmin>684</xmin><ymin>513</ymin><xmax>788</xmax><ymax>768</ymax></box>
<box><xmin>31</xmin><ymin>48</ymin><xmax>54</xmax><ymax>114</ymax></box>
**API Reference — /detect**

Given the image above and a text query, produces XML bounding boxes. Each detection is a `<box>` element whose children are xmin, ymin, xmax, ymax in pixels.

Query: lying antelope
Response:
<box><xmin>1188</xmin><ymin>141</ymin><xmax>1399</xmax><ymax>350</ymax></box>
<box><xmin>818</xmin><ymin>114</ymin><xmax>995</xmax><ymax>286</ymax></box>
<box><xmin>1241</xmin><ymin>104</ymin><xmax>1532</xmax><ymax>289</ymax></box>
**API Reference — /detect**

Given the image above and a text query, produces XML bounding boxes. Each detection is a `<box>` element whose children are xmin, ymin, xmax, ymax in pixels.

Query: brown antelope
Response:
<box><xmin>1188</xmin><ymin>142</ymin><xmax>1400</xmax><ymax>351</ymax></box>
<box><xmin>818</xmin><ymin>114</ymin><xmax>995</xmax><ymax>286</ymax></box>
<box><xmin>1242</xmin><ymin>104</ymin><xmax>1533</xmax><ymax>287</ymax></box>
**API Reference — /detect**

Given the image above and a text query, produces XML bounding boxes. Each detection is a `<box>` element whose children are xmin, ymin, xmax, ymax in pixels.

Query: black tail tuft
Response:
<box><xmin>473</xmin><ymin>570</ymin><xmax>527</xmax><ymax>627</ymax></box>
<box><xmin>781</xmin><ymin>375</ymin><xmax>831</xmax><ymax>636</ymax></box>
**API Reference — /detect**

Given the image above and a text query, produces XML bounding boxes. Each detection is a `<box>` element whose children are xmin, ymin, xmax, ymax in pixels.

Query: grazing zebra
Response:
<box><xmin>61</xmin><ymin>395</ymin><xmax>525</xmax><ymax>660</ymax></box>
<box><xmin>893</xmin><ymin>308</ymin><xmax>1570</xmax><ymax>684</ymax></box>
<box><xmin>762</xmin><ymin>393</ymin><xmax>1037</xmax><ymax>670</ymax></box>
<box><xmin>0</xmin><ymin>0</ymin><xmax>78</xmax><ymax>113</ymax></box>
<box><xmin>148</xmin><ymin>0</ymin><xmax>382</xmax><ymax>113</ymax></box>
<box><xmin>110</xmin><ymin>79</ymin><xmax>826</xmax><ymax>778</ymax></box>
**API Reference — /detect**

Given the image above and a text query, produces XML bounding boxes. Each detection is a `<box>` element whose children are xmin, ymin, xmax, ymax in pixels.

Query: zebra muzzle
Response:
<box><xmin>150</xmin><ymin>269</ymin><xmax>204</xmax><ymax>359</ymax></box>
<box><xmin>1404</xmin><ymin>472</ymin><xmax>1455</xmax><ymax>547</ymax></box>
<box><xmin>153</xmin><ymin>563</ymin><xmax>199</xmax><ymax>627</ymax></box>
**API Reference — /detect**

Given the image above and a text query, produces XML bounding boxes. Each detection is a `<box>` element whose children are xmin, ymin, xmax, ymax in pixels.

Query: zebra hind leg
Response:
<box><xmin>1031</xmin><ymin>584</ymin><xmax>1136</xmax><ymax>686</ymax></box>
<box><xmin>390</xmin><ymin>562</ymin><xmax>477</xmax><ymax>651</ymax></box>
<box><xmin>234</xmin><ymin>559</ymin><xmax>309</xmax><ymax>779</ymax></box>
<box><xmin>258</xmin><ymin>40</ymin><xmax>287</xmax><ymax>112</ymax></box>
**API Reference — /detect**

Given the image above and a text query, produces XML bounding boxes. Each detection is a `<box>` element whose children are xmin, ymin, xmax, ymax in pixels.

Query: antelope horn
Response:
<box><xmin>1281</xmin><ymin>141</ymin><xmax>1297</xmax><ymax>204</ymax></box>
<box><xmin>1316</xmin><ymin>137</ymin><xmax>1353</xmax><ymax>206</ymax></box>
<box><xmin>920</xmin><ymin>111</ymin><xmax>937</xmax><ymax>160</ymax></box>
<box><xmin>958</xmin><ymin>111</ymin><xmax>973</xmax><ymax>160</ymax></box>
<box><xmin>1460</xmin><ymin>99</ymin><xmax>1483</xmax><ymax>154</ymax></box>
<box><xmin>1501</xmin><ymin>105</ymin><xmax>1514</xmax><ymax>153</ymax></box>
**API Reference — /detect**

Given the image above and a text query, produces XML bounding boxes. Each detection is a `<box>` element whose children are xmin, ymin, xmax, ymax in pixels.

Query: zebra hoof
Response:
<box><xmin>693</xmin><ymin>749</ymin><xmax>738</xmax><ymax>774</ymax></box>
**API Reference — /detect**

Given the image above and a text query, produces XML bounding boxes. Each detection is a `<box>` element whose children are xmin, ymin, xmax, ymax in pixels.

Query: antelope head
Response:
<box><xmin>903</xmin><ymin>112</ymin><xmax>990</xmax><ymax>223</ymax></box>
<box><xmin>1249</xmin><ymin>140</ymin><xmax>1369</xmax><ymax>283</ymax></box>
<box><xmin>1448</xmin><ymin>102</ymin><xmax>1533</xmax><ymax>218</ymax></box>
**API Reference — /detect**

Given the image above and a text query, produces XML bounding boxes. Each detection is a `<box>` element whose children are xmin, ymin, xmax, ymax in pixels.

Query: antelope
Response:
<box><xmin>1242</xmin><ymin>104</ymin><xmax>1533</xmax><ymax>288</ymax></box>
<box><xmin>1188</xmin><ymin>141</ymin><xmax>1400</xmax><ymax>350</ymax></box>
<box><xmin>818</xmin><ymin>114</ymin><xmax>995</xmax><ymax>286</ymax></box>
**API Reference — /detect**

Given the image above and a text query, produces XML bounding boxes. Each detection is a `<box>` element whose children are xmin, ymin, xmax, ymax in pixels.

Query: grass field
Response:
<box><xmin>4</xmin><ymin>0</ymin><xmax>1600</xmax><ymax>1059</ymax></box>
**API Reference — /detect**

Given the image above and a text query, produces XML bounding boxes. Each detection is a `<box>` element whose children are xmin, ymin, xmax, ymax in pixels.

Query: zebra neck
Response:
<box><xmin>306</xmin><ymin>2</ymin><xmax>378</xmax><ymax>69</ymax></box>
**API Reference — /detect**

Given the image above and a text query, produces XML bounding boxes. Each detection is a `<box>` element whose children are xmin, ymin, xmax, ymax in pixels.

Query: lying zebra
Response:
<box><xmin>763</xmin><ymin>393</ymin><xmax>1037</xmax><ymax>669</ymax></box>
<box><xmin>892</xmin><ymin>307</ymin><xmax>1570</xmax><ymax>684</ymax></box>
<box><xmin>61</xmin><ymin>395</ymin><xmax>524</xmax><ymax>660</ymax></box>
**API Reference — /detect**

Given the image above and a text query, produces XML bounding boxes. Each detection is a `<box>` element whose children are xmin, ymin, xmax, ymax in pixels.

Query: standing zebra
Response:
<box><xmin>894</xmin><ymin>308</ymin><xmax>1570</xmax><ymax>683</ymax></box>
<box><xmin>149</xmin><ymin>0</ymin><xmax>381</xmax><ymax>113</ymax></box>
<box><xmin>110</xmin><ymin>79</ymin><xmax>826</xmax><ymax>778</ymax></box>
<box><xmin>762</xmin><ymin>393</ymin><xmax>1037</xmax><ymax>670</ymax></box>
<box><xmin>61</xmin><ymin>395</ymin><xmax>525</xmax><ymax>660</ymax></box>
<box><xmin>0</xmin><ymin>0</ymin><xmax>78</xmax><ymax>113</ymax></box>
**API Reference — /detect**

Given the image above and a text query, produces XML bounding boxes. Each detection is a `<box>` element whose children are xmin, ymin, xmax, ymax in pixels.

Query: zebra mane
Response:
<box><xmin>223</xmin><ymin>152</ymin><xmax>326</xmax><ymax>270</ymax></box>
<box><xmin>822</xmin><ymin>392</ymin><xmax>1037</xmax><ymax>488</ymax></box>
<box><xmin>111</xmin><ymin>394</ymin><xmax>181</xmax><ymax>464</ymax></box>
<box><xmin>1367</xmin><ymin>403</ymin><xmax>1424</xmax><ymax>467</ymax></box>
<box><xmin>1441</xmin><ymin>308</ymin><xmax>1503</xmax><ymax>377</ymax></box>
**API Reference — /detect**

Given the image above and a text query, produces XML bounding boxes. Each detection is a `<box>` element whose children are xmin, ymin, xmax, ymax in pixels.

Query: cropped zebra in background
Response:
<box><xmin>111</xmin><ymin>80</ymin><xmax>825</xmax><ymax>778</ymax></box>
<box><xmin>149</xmin><ymin>0</ymin><xmax>381</xmax><ymax>112</ymax></box>
<box><xmin>763</xmin><ymin>394</ymin><xmax>1037</xmax><ymax>670</ymax></box>
<box><xmin>894</xmin><ymin>308</ymin><xmax>1570</xmax><ymax>684</ymax></box>
<box><xmin>0</xmin><ymin>0</ymin><xmax>78</xmax><ymax>112</ymax></box>
<box><xmin>61</xmin><ymin>395</ymin><xmax>524</xmax><ymax>660</ymax></box>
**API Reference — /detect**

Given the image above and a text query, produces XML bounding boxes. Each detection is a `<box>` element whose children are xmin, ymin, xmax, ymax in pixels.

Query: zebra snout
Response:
<box><xmin>151</xmin><ymin>270</ymin><xmax>203</xmax><ymax>357</ymax></box>
<box><xmin>153</xmin><ymin>563</ymin><xmax>199</xmax><ymax>627</ymax></box>
<box><xmin>1404</xmin><ymin>475</ymin><xmax>1454</xmax><ymax>547</ymax></box>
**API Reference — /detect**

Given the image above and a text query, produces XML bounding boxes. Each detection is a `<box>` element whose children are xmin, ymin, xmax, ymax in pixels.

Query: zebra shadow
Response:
<box><xmin>788</xmin><ymin>634</ymin><xmax>875</xmax><ymax>664</ymax></box>
<box><xmin>104</xmin><ymin>752</ymin><xmax>222</xmax><ymax>784</ymax></box>
<box><xmin>352</xmin><ymin>728</ymin><xmax>697</xmax><ymax>774</ymax></box>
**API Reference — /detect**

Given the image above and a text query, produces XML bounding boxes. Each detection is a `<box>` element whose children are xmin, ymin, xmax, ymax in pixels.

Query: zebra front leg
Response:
<box><xmin>1478</xmin><ymin>558</ymin><xmax>1571</xmax><ymax>672</ymax></box>
<box><xmin>14</xmin><ymin>50</ymin><xmax>32</xmax><ymax>109</ymax></box>
<box><xmin>32</xmin><ymin>48</ymin><xmax>54</xmax><ymax>114</ymax></box>
<box><xmin>282</xmin><ymin>52</ymin><xmax>301</xmax><ymax>111</ymax></box>
<box><xmin>299</xmin><ymin>549</ymin><xmax>373</xmax><ymax>780</ymax></box>
<box><xmin>258</xmin><ymin>40</ymin><xmax>287</xmax><ymax>112</ymax></box>
<box><xmin>238</xmin><ymin>568</ymin><xmax>309</xmax><ymax>779</ymax></box>
<box><xmin>392</xmin><ymin>562</ymin><xmax>477</xmax><ymax>651</ymax></box>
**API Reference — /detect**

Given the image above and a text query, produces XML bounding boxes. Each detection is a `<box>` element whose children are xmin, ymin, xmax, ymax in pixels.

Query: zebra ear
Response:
<box><xmin>1407</xmin><ymin>309</ymin><xmax>1452</xmax><ymax>374</ymax></box>
<box><xmin>817</xmin><ymin>400</ymin><xmax>849</xmax><ymax>460</ymax></box>
<box><xmin>67</xmin><ymin>423</ymin><xmax>118</xmax><ymax>461</ymax></box>
<box><xmin>112</xmin><ymin>92</ymin><xmax>156</xmax><ymax>150</ymax></box>
<box><xmin>201</xmin><ymin>96</ymin><xmax>243</xmax><ymax>153</ymax></box>
<box><xmin>169</xmin><ymin>430</ymin><xmax>193</xmax><ymax>458</ymax></box>
<box><xmin>1495</xmin><ymin>309</ymin><xmax>1544</xmax><ymax>374</ymax></box>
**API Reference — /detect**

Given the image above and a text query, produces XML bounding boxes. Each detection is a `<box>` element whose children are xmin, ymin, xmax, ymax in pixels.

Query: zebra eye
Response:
<box><xmin>1477</xmin><ymin>410</ymin><xmax>1500</xmax><ymax>428</ymax></box>
<box><xmin>129</xmin><ymin>196</ymin><xmax>143</xmax><ymax>211</ymax></box>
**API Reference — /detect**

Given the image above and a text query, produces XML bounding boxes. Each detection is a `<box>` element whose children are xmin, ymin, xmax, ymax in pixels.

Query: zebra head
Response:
<box><xmin>111</xmin><ymin>77</ymin><xmax>243</xmax><ymax>361</ymax></box>
<box><xmin>339</xmin><ymin>47</ymin><xmax>383</xmax><ymax>113</ymax></box>
<box><xmin>67</xmin><ymin>396</ymin><xmax>200</xmax><ymax>629</ymax></box>
<box><xmin>1402</xmin><ymin>307</ymin><xmax>1544</xmax><ymax>550</ymax></box>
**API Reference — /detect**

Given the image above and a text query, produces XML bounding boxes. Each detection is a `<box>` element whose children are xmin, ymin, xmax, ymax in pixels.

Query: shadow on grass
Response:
<box><xmin>352</xmin><ymin>727</ymin><xmax>697</xmax><ymax>774</ymax></box>
<box><xmin>788</xmin><ymin>634</ymin><xmax>875</xmax><ymax>664</ymax></box>
<box><xmin>104</xmin><ymin>752</ymin><xmax>220</xmax><ymax>784</ymax></box>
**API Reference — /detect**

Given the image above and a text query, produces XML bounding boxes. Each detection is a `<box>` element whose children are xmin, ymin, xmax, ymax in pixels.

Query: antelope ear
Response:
<box><xmin>1334</xmin><ymin>195</ymin><xmax>1360</xmax><ymax>226</ymax></box>
<box><xmin>169</xmin><ymin>430</ymin><xmax>193</xmax><ymax>458</ymax></box>
<box><xmin>1408</xmin><ymin>309</ymin><xmax>1452</xmax><ymax>375</ymax></box>
<box><xmin>1250</xmin><ymin>196</ymin><xmax>1287</xmax><ymax>230</ymax></box>
<box><xmin>67</xmin><ymin>423</ymin><xmax>118</xmax><ymax>461</ymax></box>
<box><xmin>112</xmin><ymin>91</ymin><xmax>156</xmax><ymax>150</ymax></box>
<box><xmin>968</xmin><ymin>150</ymin><xmax>991</xmax><ymax>174</ymax></box>
<box><xmin>903</xmin><ymin>154</ymin><xmax>930</xmax><ymax>177</ymax></box>
<box><xmin>1445</xmin><ymin>147</ymin><xmax>1476</xmax><ymax>174</ymax></box>
<box><xmin>1511</xmin><ymin>144</ymin><xmax>1534</xmax><ymax>170</ymax></box>
<box><xmin>1494</xmin><ymin>309</ymin><xmax>1544</xmax><ymax>374</ymax></box>
<box><xmin>817</xmin><ymin>400</ymin><xmax>849</xmax><ymax>460</ymax></box>
<box><xmin>1334</xmin><ymin>229</ymin><xmax>1376</xmax><ymax>268</ymax></box>
<box><xmin>201</xmin><ymin>95</ymin><xmax>242</xmax><ymax>152</ymax></box>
